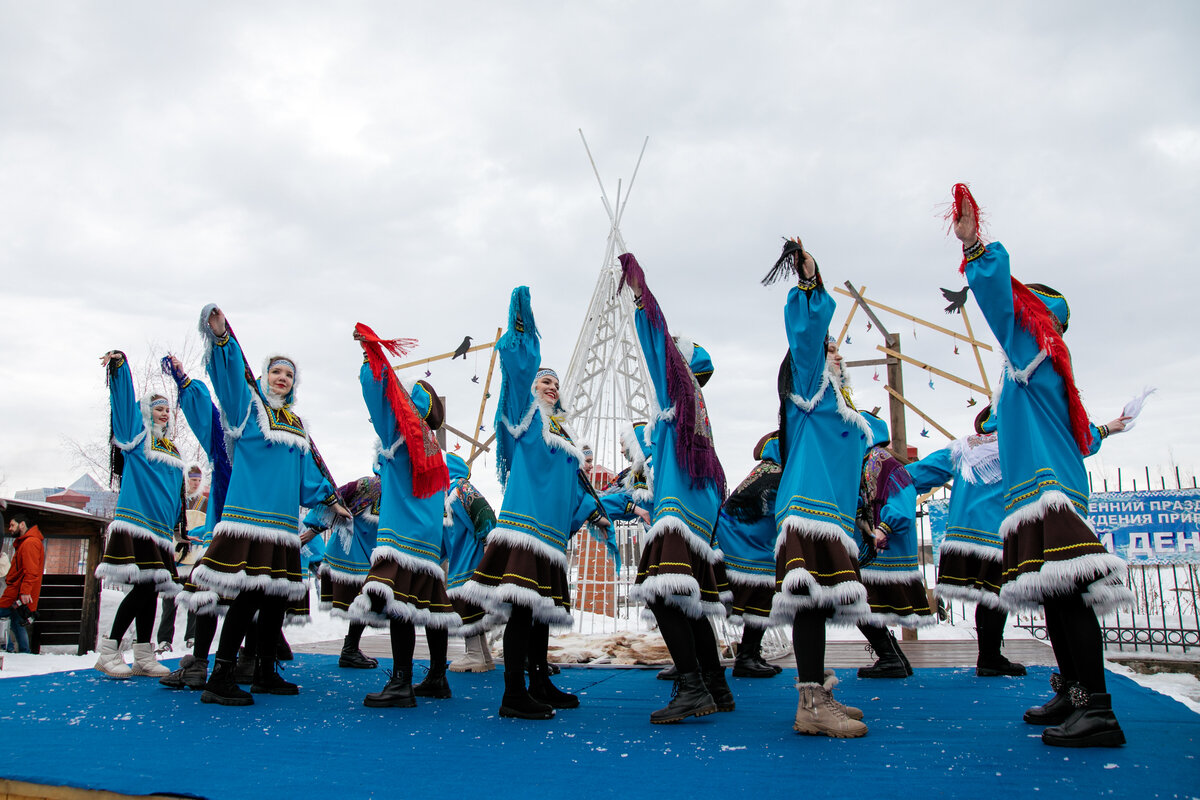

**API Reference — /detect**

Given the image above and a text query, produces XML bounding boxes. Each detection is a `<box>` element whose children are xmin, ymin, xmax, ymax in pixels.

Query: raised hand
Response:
<box><xmin>207</xmin><ymin>307</ymin><xmax>227</xmax><ymax>337</ymax></box>
<box><xmin>953</xmin><ymin>195</ymin><xmax>978</xmax><ymax>246</ymax></box>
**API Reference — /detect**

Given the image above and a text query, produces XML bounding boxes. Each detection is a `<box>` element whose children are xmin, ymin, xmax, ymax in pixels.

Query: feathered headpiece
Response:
<box><xmin>355</xmin><ymin>323</ymin><xmax>449</xmax><ymax>499</ymax></box>
<box><xmin>618</xmin><ymin>252</ymin><xmax>726</xmax><ymax>498</ymax></box>
<box><xmin>949</xmin><ymin>184</ymin><xmax>1092</xmax><ymax>454</ymax></box>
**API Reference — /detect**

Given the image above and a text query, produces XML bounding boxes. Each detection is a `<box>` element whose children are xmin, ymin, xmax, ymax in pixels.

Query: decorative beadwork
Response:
<box><xmin>1068</xmin><ymin>684</ymin><xmax>1091</xmax><ymax>708</ymax></box>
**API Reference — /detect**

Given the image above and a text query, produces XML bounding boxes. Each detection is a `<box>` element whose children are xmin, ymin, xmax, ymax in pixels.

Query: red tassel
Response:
<box><xmin>355</xmin><ymin>322</ymin><xmax>449</xmax><ymax>498</ymax></box>
<box><xmin>1010</xmin><ymin>282</ymin><xmax>1094</xmax><ymax>455</ymax></box>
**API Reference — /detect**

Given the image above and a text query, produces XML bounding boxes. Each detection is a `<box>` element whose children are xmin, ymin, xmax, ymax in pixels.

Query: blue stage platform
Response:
<box><xmin>1</xmin><ymin>658</ymin><xmax>1196</xmax><ymax>799</ymax></box>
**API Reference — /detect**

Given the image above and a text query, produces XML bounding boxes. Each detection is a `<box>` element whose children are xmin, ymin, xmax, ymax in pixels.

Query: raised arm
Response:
<box><xmin>495</xmin><ymin>286</ymin><xmax>541</xmax><ymax>432</ymax></box>
<box><xmin>905</xmin><ymin>447</ymin><xmax>955</xmax><ymax>495</ymax></box>
<box><xmin>197</xmin><ymin>304</ymin><xmax>253</xmax><ymax>433</ymax></box>
<box><xmin>101</xmin><ymin>350</ymin><xmax>143</xmax><ymax>445</ymax></box>
<box><xmin>783</xmin><ymin>248</ymin><xmax>836</xmax><ymax>394</ymax></box>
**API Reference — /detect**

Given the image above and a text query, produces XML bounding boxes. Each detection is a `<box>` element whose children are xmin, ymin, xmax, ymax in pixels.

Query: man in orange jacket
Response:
<box><xmin>1</xmin><ymin>512</ymin><xmax>45</xmax><ymax>653</ymax></box>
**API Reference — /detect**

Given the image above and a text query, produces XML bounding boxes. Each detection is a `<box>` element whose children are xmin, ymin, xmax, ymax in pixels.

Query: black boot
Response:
<box><xmin>200</xmin><ymin>657</ymin><xmax>254</xmax><ymax>706</ymax></box>
<box><xmin>160</xmin><ymin>655</ymin><xmax>208</xmax><ymax>690</ymax></box>
<box><xmin>732</xmin><ymin>650</ymin><xmax>778</xmax><ymax>678</ymax></box>
<box><xmin>276</xmin><ymin>633</ymin><xmax>293</xmax><ymax>661</ymax></box>
<box><xmin>364</xmin><ymin>669</ymin><xmax>416</xmax><ymax>708</ymax></box>
<box><xmin>252</xmin><ymin>657</ymin><xmax>299</xmax><ymax>695</ymax></box>
<box><xmin>413</xmin><ymin>666</ymin><xmax>452</xmax><ymax>699</ymax></box>
<box><xmin>857</xmin><ymin>627</ymin><xmax>908</xmax><ymax>679</ymax></box>
<box><xmin>1042</xmin><ymin>689</ymin><xmax>1126</xmax><ymax>748</ymax></box>
<box><xmin>529</xmin><ymin>663</ymin><xmax>579</xmax><ymax>709</ymax></box>
<box><xmin>233</xmin><ymin>648</ymin><xmax>255</xmax><ymax>685</ymax></box>
<box><xmin>500</xmin><ymin>672</ymin><xmax>554</xmax><ymax>720</ymax></box>
<box><xmin>650</xmin><ymin>672</ymin><xmax>718</xmax><ymax>724</ymax></box>
<box><xmin>702</xmin><ymin>667</ymin><xmax>735</xmax><ymax>712</ymax></box>
<box><xmin>1024</xmin><ymin>673</ymin><xmax>1078</xmax><ymax>725</ymax></box>
<box><xmin>657</xmin><ymin>664</ymin><xmax>678</xmax><ymax>681</ymax></box>
<box><xmin>977</xmin><ymin>654</ymin><xmax>1027</xmax><ymax>677</ymax></box>
<box><xmin>890</xmin><ymin>632</ymin><xmax>914</xmax><ymax>676</ymax></box>
<box><xmin>338</xmin><ymin>639</ymin><xmax>379</xmax><ymax>669</ymax></box>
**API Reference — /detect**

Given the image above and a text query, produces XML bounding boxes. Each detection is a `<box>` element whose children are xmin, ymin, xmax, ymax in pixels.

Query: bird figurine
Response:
<box><xmin>953</xmin><ymin>345</ymin><xmax>960</xmax><ymax>355</ymax></box>
<box><xmin>845</xmin><ymin>335</ymin><xmax>852</xmax><ymax>345</ymax></box>
<box><xmin>453</xmin><ymin>442</ymin><xmax>461</xmax><ymax>451</ymax></box>
<box><xmin>940</xmin><ymin>286</ymin><xmax>969</xmax><ymax>314</ymax></box>
<box><xmin>929</xmin><ymin>377</ymin><xmax>935</xmax><ymax>389</ymax></box>
<box><xmin>873</xmin><ymin>370</ymin><xmax>880</xmax><ymax>382</ymax></box>
<box><xmin>424</xmin><ymin>369</ymin><xmax>432</xmax><ymax>378</ymax></box>
<box><xmin>452</xmin><ymin>336</ymin><xmax>473</xmax><ymax>359</ymax></box>
<box><xmin>920</xmin><ymin>427</ymin><xmax>930</xmax><ymax>438</ymax></box>
<box><xmin>866</xmin><ymin>321</ymin><xmax>872</xmax><ymax>332</ymax></box>
<box><xmin>967</xmin><ymin>397</ymin><xmax>978</xmax><ymax>407</ymax></box>
<box><xmin>479</xmin><ymin>425</ymin><xmax>486</xmax><ymax>432</ymax></box>
<box><xmin>471</xmin><ymin>375</ymin><xmax>479</xmax><ymax>384</ymax></box>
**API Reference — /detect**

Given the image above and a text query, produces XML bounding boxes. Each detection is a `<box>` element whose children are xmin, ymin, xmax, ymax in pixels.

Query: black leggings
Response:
<box><xmin>214</xmin><ymin>590</ymin><xmax>286</xmax><ymax>663</ymax></box>
<box><xmin>741</xmin><ymin>625</ymin><xmax>766</xmax><ymax>657</ymax></box>
<box><xmin>387</xmin><ymin>620</ymin><xmax>449</xmax><ymax>673</ymax></box>
<box><xmin>791</xmin><ymin>609</ymin><xmax>829</xmax><ymax>684</ymax></box>
<box><xmin>650</xmin><ymin>601</ymin><xmax>720</xmax><ymax>675</ymax></box>
<box><xmin>503</xmin><ymin>606</ymin><xmax>549</xmax><ymax>688</ymax></box>
<box><xmin>192</xmin><ymin>614</ymin><xmax>218</xmax><ymax>660</ymax></box>
<box><xmin>975</xmin><ymin>604</ymin><xmax>1008</xmax><ymax>660</ymax></box>
<box><xmin>1043</xmin><ymin>593</ymin><xmax>1107</xmax><ymax>693</ymax></box>
<box><xmin>109</xmin><ymin>583</ymin><xmax>158</xmax><ymax>644</ymax></box>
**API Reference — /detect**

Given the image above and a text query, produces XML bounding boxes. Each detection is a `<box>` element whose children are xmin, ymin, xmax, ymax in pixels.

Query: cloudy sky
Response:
<box><xmin>2</xmin><ymin>1</ymin><xmax>1197</xmax><ymax>504</ymax></box>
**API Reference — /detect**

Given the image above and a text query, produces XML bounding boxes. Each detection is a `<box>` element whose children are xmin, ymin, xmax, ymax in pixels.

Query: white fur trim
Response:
<box><xmin>111</xmin><ymin>430</ymin><xmax>148</xmax><ymax>452</ymax></box>
<box><xmin>94</xmin><ymin>563</ymin><xmax>179</xmax><ymax>594</ymax></box>
<box><xmin>211</xmin><ymin>519</ymin><xmax>302</xmax><ymax>547</ymax></box>
<box><xmin>730</xmin><ymin>612</ymin><xmax>779</xmax><ymax>630</ymax></box>
<box><xmin>629</xmin><ymin>573</ymin><xmax>727</xmax><ymax>620</ymax></box>
<box><xmin>862</xmin><ymin>610</ymin><xmax>938</xmax><ymax>629</ymax></box>
<box><xmin>641</xmin><ymin>516</ymin><xmax>720</xmax><ymax>564</ymax></box>
<box><xmin>723</xmin><ymin>570</ymin><xmax>777</xmax><ymax>589</ymax></box>
<box><xmin>998</xmin><ymin>490</ymin><xmax>1082</xmax><ymax>540</ymax></box>
<box><xmin>455</xmin><ymin>613</ymin><xmax>501</xmax><ymax>638</ymax></box>
<box><xmin>484</xmin><ymin>526</ymin><xmax>569</xmax><ymax>568</ymax></box>
<box><xmin>859</xmin><ymin>568</ymin><xmax>926</xmax><ymax>585</ymax></box>
<box><xmin>1005</xmin><ymin>349</ymin><xmax>1048</xmax><ymax>385</ymax></box>
<box><xmin>190</xmin><ymin>565</ymin><xmax>307</xmax><ymax>601</ymax></box>
<box><xmin>768</xmin><ymin>567</ymin><xmax>870</xmax><ymax>628</ymax></box>
<box><xmin>173</xmin><ymin>589</ymin><xmax>227</xmax><ymax>618</ymax></box>
<box><xmin>456</xmin><ymin>579</ymin><xmax>574</xmax><ymax>629</ymax></box>
<box><xmin>938</xmin><ymin>538</ymin><xmax>1002</xmax><ymax>563</ymax></box>
<box><xmin>998</xmin><ymin>552</ymin><xmax>1133</xmax><ymax>615</ymax></box>
<box><xmin>324</xmin><ymin>568</ymin><xmax>367</xmax><ymax>587</ymax></box>
<box><xmin>774</xmin><ymin>516</ymin><xmax>860</xmax><ymax>560</ymax></box>
<box><xmin>621</xmin><ymin>421</ymin><xmax>648</xmax><ymax>472</ymax></box>
<box><xmin>501</xmin><ymin>401</ymin><xmax>539</xmax><ymax>440</ymax></box>
<box><xmin>674</xmin><ymin>335</ymin><xmax>695</xmax><ymax>366</ymax></box>
<box><xmin>367</xmin><ymin>545</ymin><xmax>447</xmax><ymax>582</ymax></box>
<box><xmin>379</xmin><ymin>433</ymin><xmax>406</xmax><ymax>460</ymax></box>
<box><xmin>933</xmin><ymin>582</ymin><xmax>1003</xmax><ymax>609</ymax></box>
<box><xmin>789</xmin><ymin>370</ymin><xmax>831</xmax><ymax>413</ymax></box>
<box><xmin>346</xmin><ymin>582</ymin><xmax>462</xmax><ymax>630</ymax></box>
<box><xmin>248</xmin><ymin>390</ymin><xmax>310</xmax><ymax>452</ymax></box>
<box><xmin>107</xmin><ymin>518</ymin><xmax>174</xmax><ymax>548</ymax></box>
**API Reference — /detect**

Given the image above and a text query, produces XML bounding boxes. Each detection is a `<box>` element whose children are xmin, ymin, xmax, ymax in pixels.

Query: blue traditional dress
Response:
<box><xmin>191</xmin><ymin>313</ymin><xmax>338</xmax><ymax>603</ymax></box>
<box><xmin>716</xmin><ymin>435</ymin><xmax>783</xmax><ymax>628</ymax></box>
<box><xmin>461</xmin><ymin>287</ymin><xmax>601</xmax><ymax>627</ymax></box>
<box><xmin>95</xmin><ymin>353</ymin><xmax>183</xmax><ymax>593</ymax></box>
<box><xmin>857</xmin><ymin>414</ymin><xmax>933</xmax><ymax>628</ymax></box>
<box><xmin>172</xmin><ymin>374</ymin><xmax>235</xmax><ymax>617</ymax></box>
<box><xmin>771</xmin><ymin>279</ymin><xmax>873</xmax><ymax>627</ymax></box>
<box><xmin>626</xmin><ymin>290</ymin><xmax>726</xmax><ymax>620</ymax></box>
<box><xmin>308</xmin><ymin>474</ymin><xmax>380</xmax><ymax>616</ymax></box>
<box><xmin>346</xmin><ymin>367</ymin><xmax>458</xmax><ymax>630</ymax></box>
<box><xmin>442</xmin><ymin>453</ymin><xmax>498</xmax><ymax>636</ymax></box>
<box><xmin>962</xmin><ymin>241</ymin><xmax>1131</xmax><ymax>613</ymax></box>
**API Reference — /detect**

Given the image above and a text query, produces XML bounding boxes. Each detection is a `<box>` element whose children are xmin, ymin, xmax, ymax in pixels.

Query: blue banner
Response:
<box><xmin>1089</xmin><ymin>489</ymin><xmax>1200</xmax><ymax>564</ymax></box>
<box><xmin>924</xmin><ymin>489</ymin><xmax>1200</xmax><ymax>564</ymax></box>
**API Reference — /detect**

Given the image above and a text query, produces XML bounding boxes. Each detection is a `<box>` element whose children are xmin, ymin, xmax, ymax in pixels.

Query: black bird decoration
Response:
<box><xmin>424</xmin><ymin>370</ymin><xmax>432</xmax><ymax>378</ymax></box>
<box><xmin>452</xmin><ymin>336</ymin><xmax>473</xmax><ymax>359</ymax></box>
<box><xmin>941</xmin><ymin>286</ymin><xmax>969</xmax><ymax>314</ymax></box>
<box><xmin>471</xmin><ymin>375</ymin><xmax>479</xmax><ymax>384</ymax></box>
<box><xmin>967</xmin><ymin>397</ymin><xmax>978</xmax><ymax>407</ymax></box>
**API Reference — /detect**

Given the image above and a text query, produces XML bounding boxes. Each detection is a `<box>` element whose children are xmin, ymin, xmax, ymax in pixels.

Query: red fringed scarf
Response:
<box><xmin>354</xmin><ymin>322</ymin><xmax>449</xmax><ymax>499</ymax></box>
<box><xmin>949</xmin><ymin>184</ymin><xmax>1093</xmax><ymax>455</ymax></box>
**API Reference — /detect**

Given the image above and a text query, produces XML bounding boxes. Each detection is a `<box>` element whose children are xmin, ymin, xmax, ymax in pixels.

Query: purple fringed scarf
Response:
<box><xmin>618</xmin><ymin>253</ymin><xmax>726</xmax><ymax>498</ymax></box>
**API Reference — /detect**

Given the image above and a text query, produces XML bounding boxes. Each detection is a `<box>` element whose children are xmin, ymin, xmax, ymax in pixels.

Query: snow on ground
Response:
<box><xmin>2</xmin><ymin>584</ymin><xmax>1198</xmax><ymax>716</ymax></box>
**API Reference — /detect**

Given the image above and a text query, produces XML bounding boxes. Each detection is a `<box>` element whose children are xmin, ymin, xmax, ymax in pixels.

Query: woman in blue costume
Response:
<box><xmin>462</xmin><ymin>287</ymin><xmax>604</xmax><ymax>720</ymax></box>
<box><xmin>763</xmin><ymin>239</ymin><xmax>872</xmax><ymax>738</ymax></box>
<box><xmin>158</xmin><ymin>356</ymin><xmax>237</xmax><ymax>690</ymax></box>
<box><xmin>93</xmin><ymin>350</ymin><xmax>184</xmax><ymax>680</ymax></box>
<box><xmin>854</xmin><ymin>413</ymin><xmax>934</xmax><ymax>679</ymax></box>
<box><xmin>192</xmin><ymin>305</ymin><xmax>350</xmax><ymax>706</ymax></box>
<box><xmin>618</xmin><ymin>253</ymin><xmax>734</xmax><ymax>725</ymax></box>
<box><xmin>442</xmin><ymin>452</ymin><xmax>500</xmax><ymax>672</ymax></box>
<box><xmin>346</xmin><ymin>324</ymin><xmax>457</xmax><ymax>709</ymax></box>
<box><xmin>303</xmin><ymin>471</ymin><xmax>382</xmax><ymax>670</ymax></box>
<box><xmin>950</xmin><ymin>185</ymin><xmax>1133</xmax><ymax>747</ymax></box>
<box><xmin>717</xmin><ymin>432</ymin><xmax>786</xmax><ymax>679</ymax></box>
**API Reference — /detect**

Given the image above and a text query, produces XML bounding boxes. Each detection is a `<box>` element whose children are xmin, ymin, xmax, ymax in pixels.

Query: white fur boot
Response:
<box><xmin>94</xmin><ymin>637</ymin><xmax>133</xmax><ymax>679</ymax></box>
<box><xmin>130</xmin><ymin>642</ymin><xmax>170</xmax><ymax>677</ymax></box>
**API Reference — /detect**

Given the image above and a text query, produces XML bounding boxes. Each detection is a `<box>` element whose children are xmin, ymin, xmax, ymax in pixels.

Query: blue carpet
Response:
<box><xmin>1</xmin><ymin>659</ymin><xmax>1196</xmax><ymax>799</ymax></box>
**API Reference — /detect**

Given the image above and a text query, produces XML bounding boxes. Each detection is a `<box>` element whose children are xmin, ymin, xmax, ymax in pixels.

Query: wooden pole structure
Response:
<box><xmin>958</xmin><ymin>306</ymin><xmax>990</xmax><ymax>390</ymax></box>
<box><xmin>393</xmin><ymin>339</ymin><xmax>499</xmax><ymax>370</ymax></box>
<box><xmin>835</xmin><ymin>285</ymin><xmax>866</xmax><ymax>347</ymax></box>
<box><xmin>884</xmin><ymin>333</ymin><xmax>909</xmax><ymax>463</ymax></box>
<box><xmin>832</xmin><ymin>287</ymin><xmax>993</xmax><ymax>351</ymax></box>
<box><xmin>876</xmin><ymin>346</ymin><xmax>989</xmax><ymax>395</ymax></box>
<box><xmin>467</xmin><ymin>433</ymin><xmax>497</xmax><ymax>467</ymax></box>
<box><xmin>468</xmin><ymin>328</ymin><xmax>503</xmax><ymax>463</ymax></box>
<box><xmin>884</xmin><ymin>385</ymin><xmax>955</xmax><ymax>441</ymax></box>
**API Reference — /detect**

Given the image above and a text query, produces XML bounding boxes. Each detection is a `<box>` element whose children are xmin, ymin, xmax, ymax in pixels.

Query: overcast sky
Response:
<box><xmin>2</xmin><ymin>1</ymin><xmax>1197</xmax><ymax>505</ymax></box>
